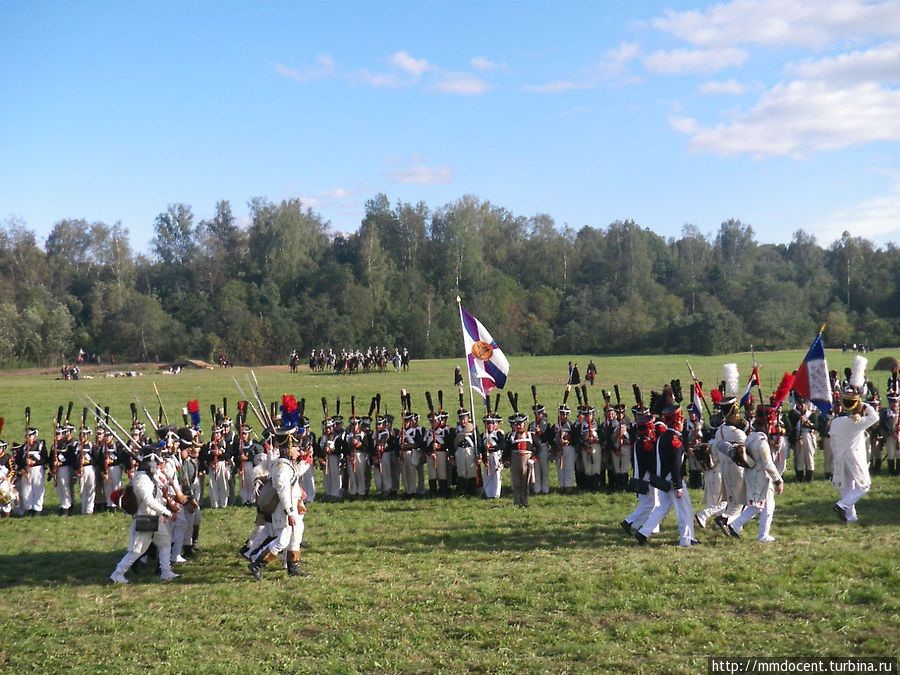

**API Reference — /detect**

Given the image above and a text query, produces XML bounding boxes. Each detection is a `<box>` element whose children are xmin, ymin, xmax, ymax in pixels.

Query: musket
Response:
<box><xmin>51</xmin><ymin>405</ymin><xmax>64</xmax><ymax>484</ymax></box>
<box><xmin>685</xmin><ymin>361</ymin><xmax>713</xmax><ymax>417</ymax></box>
<box><xmin>132</xmin><ymin>392</ymin><xmax>159</xmax><ymax>432</ymax></box>
<box><xmin>321</xmin><ymin>396</ymin><xmax>330</xmax><ymax>475</ymax></box>
<box><xmin>231</xmin><ymin>376</ymin><xmax>268</xmax><ymax>432</ymax></box>
<box><xmin>153</xmin><ymin>382</ymin><xmax>169</xmax><ymax>426</ymax></box>
<box><xmin>348</xmin><ymin>396</ymin><xmax>358</xmax><ymax>474</ymax></box>
<box><xmin>250</xmin><ymin>370</ymin><xmax>275</xmax><ymax>431</ymax></box>
<box><xmin>77</xmin><ymin>407</ymin><xmax>87</xmax><ymax>477</ymax></box>
<box><xmin>557</xmin><ymin>385</ymin><xmax>571</xmax><ymax>474</ymax></box>
<box><xmin>613</xmin><ymin>384</ymin><xmax>625</xmax><ymax>453</ymax></box>
<box><xmin>367</xmin><ymin>395</ymin><xmax>382</xmax><ymax>475</ymax></box>
<box><xmin>425</xmin><ymin>391</ymin><xmax>438</xmax><ymax>472</ymax></box>
<box><xmin>80</xmin><ymin>397</ymin><xmax>138</xmax><ymax>462</ymax></box>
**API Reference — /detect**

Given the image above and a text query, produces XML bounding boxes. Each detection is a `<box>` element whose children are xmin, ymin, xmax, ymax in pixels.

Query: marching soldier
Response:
<box><xmin>110</xmin><ymin>448</ymin><xmax>181</xmax><ymax>583</ymax></box>
<box><xmin>831</xmin><ymin>384</ymin><xmax>880</xmax><ymax>524</ymax></box>
<box><xmin>621</xmin><ymin>411</ymin><xmax>661</xmax><ymax>535</ymax></box>
<box><xmin>712</xmin><ymin>394</ymin><xmax>749</xmax><ymax>534</ymax></box>
<box><xmin>248</xmin><ymin>427</ymin><xmax>313</xmax><ymax>581</ymax></box>
<box><xmin>634</xmin><ymin>390</ymin><xmax>698</xmax><ymax>547</ymax></box>
<box><xmin>726</xmin><ymin>405</ymin><xmax>784</xmax><ymax>542</ymax></box>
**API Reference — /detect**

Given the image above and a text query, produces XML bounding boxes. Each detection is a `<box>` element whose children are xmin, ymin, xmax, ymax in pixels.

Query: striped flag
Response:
<box><xmin>740</xmin><ymin>367</ymin><xmax>760</xmax><ymax>408</ymax></box>
<box><xmin>794</xmin><ymin>331</ymin><xmax>832</xmax><ymax>416</ymax></box>
<box><xmin>690</xmin><ymin>381</ymin><xmax>705</xmax><ymax>420</ymax></box>
<box><xmin>459</xmin><ymin>304</ymin><xmax>509</xmax><ymax>399</ymax></box>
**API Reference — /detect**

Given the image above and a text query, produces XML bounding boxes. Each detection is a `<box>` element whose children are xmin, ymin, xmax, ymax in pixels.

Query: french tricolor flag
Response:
<box><xmin>690</xmin><ymin>381</ymin><xmax>705</xmax><ymax>420</ymax></box>
<box><xmin>794</xmin><ymin>331</ymin><xmax>832</xmax><ymax>416</ymax></box>
<box><xmin>740</xmin><ymin>367</ymin><xmax>760</xmax><ymax>408</ymax></box>
<box><xmin>459</xmin><ymin>304</ymin><xmax>509</xmax><ymax>399</ymax></box>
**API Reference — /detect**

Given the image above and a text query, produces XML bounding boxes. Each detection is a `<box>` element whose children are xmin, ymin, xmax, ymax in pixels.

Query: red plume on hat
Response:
<box><xmin>771</xmin><ymin>372</ymin><xmax>795</xmax><ymax>409</ymax></box>
<box><xmin>187</xmin><ymin>400</ymin><xmax>199</xmax><ymax>414</ymax></box>
<box><xmin>709</xmin><ymin>389</ymin><xmax>723</xmax><ymax>406</ymax></box>
<box><xmin>281</xmin><ymin>395</ymin><xmax>298</xmax><ymax>414</ymax></box>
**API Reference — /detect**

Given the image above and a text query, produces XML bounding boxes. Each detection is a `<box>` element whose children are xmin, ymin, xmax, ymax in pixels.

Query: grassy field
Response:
<box><xmin>1</xmin><ymin>352</ymin><xmax>899</xmax><ymax>674</ymax></box>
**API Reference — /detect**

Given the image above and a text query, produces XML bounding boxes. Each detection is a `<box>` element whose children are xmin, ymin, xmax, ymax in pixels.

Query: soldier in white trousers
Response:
<box><xmin>727</xmin><ymin>405</ymin><xmax>784</xmax><ymax>542</ymax></box>
<box><xmin>110</xmin><ymin>449</ymin><xmax>180</xmax><ymax>583</ymax></box>
<box><xmin>249</xmin><ymin>428</ymin><xmax>312</xmax><ymax>580</ymax></box>
<box><xmin>530</xmin><ymin>405</ymin><xmax>551</xmax><ymax>495</ymax></box>
<box><xmin>831</xmin><ymin>388</ymin><xmax>880</xmax><ymax>524</ymax></box>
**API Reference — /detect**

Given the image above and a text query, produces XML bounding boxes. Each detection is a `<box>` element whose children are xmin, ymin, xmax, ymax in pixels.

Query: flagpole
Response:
<box><xmin>751</xmin><ymin>345</ymin><xmax>764</xmax><ymax>407</ymax></box>
<box><xmin>457</xmin><ymin>296</ymin><xmax>480</xmax><ymax>430</ymax></box>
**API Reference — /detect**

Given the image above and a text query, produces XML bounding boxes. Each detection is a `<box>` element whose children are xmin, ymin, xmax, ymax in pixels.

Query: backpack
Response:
<box><xmin>256</xmin><ymin>474</ymin><xmax>279</xmax><ymax>514</ymax></box>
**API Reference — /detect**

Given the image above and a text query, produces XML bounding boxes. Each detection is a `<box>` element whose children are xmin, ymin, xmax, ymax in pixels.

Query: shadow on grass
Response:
<box><xmin>0</xmin><ymin>543</ymin><xmax>257</xmax><ymax>588</ymax></box>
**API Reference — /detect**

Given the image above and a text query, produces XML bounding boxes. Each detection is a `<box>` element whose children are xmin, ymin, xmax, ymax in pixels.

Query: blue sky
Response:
<box><xmin>3</xmin><ymin>1</ymin><xmax>899</xmax><ymax>253</ymax></box>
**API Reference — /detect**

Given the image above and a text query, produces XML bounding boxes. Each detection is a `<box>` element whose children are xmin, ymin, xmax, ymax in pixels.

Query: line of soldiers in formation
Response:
<box><xmin>0</xmin><ymin>363</ymin><xmax>895</xmax><ymax>581</ymax></box>
<box><xmin>1</xmin><ymin>368</ymin><xmax>898</xmax><ymax>521</ymax></box>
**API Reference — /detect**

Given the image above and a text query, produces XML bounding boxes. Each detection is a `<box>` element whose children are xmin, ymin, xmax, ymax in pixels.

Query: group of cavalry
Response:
<box><xmin>290</xmin><ymin>347</ymin><xmax>410</xmax><ymax>375</ymax></box>
<box><xmin>1</xmin><ymin>358</ymin><xmax>896</xmax><ymax>580</ymax></box>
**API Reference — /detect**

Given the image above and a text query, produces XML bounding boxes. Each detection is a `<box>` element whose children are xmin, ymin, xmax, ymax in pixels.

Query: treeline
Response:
<box><xmin>1</xmin><ymin>194</ymin><xmax>897</xmax><ymax>367</ymax></box>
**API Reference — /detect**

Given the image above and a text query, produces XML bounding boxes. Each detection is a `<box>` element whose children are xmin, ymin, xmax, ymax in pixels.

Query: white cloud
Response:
<box><xmin>671</xmin><ymin>80</ymin><xmax>900</xmax><ymax>157</ymax></box>
<box><xmin>389</xmin><ymin>50</ymin><xmax>431</xmax><ymax>77</ymax></box>
<box><xmin>813</xmin><ymin>174</ymin><xmax>900</xmax><ymax>244</ymax></box>
<box><xmin>358</xmin><ymin>69</ymin><xmax>403</xmax><ymax>88</ymax></box>
<box><xmin>652</xmin><ymin>0</ymin><xmax>900</xmax><ymax>49</ymax></box>
<box><xmin>524</xmin><ymin>41</ymin><xmax>641</xmax><ymax>92</ymax></box>
<box><xmin>645</xmin><ymin>47</ymin><xmax>748</xmax><ymax>74</ymax></box>
<box><xmin>699</xmin><ymin>78</ymin><xmax>748</xmax><ymax>94</ymax></box>
<box><xmin>385</xmin><ymin>163</ymin><xmax>454</xmax><ymax>184</ymax></box>
<box><xmin>471</xmin><ymin>56</ymin><xmax>505</xmax><ymax>71</ymax></box>
<box><xmin>273</xmin><ymin>54</ymin><xmax>335</xmax><ymax>82</ymax></box>
<box><xmin>427</xmin><ymin>73</ymin><xmax>491</xmax><ymax>95</ymax></box>
<box><xmin>296</xmin><ymin>187</ymin><xmax>359</xmax><ymax>209</ymax></box>
<box><xmin>789</xmin><ymin>41</ymin><xmax>900</xmax><ymax>83</ymax></box>
<box><xmin>560</xmin><ymin>106</ymin><xmax>590</xmax><ymax>117</ymax></box>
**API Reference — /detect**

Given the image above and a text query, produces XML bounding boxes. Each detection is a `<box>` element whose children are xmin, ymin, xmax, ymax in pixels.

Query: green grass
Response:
<box><xmin>1</xmin><ymin>353</ymin><xmax>899</xmax><ymax>673</ymax></box>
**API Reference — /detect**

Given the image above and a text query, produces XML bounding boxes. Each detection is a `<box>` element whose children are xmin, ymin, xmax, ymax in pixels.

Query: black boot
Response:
<box><xmin>428</xmin><ymin>480</ymin><xmax>437</xmax><ymax>498</ymax></box>
<box><xmin>795</xmin><ymin>470</ymin><xmax>803</xmax><ymax>482</ymax></box>
<box><xmin>192</xmin><ymin>524</ymin><xmax>201</xmax><ymax>550</ymax></box>
<box><xmin>689</xmin><ymin>470</ymin><xmax>702</xmax><ymax>490</ymax></box>
<box><xmin>248</xmin><ymin>552</ymin><xmax>271</xmax><ymax>581</ymax></box>
<box><xmin>888</xmin><ymin>459</ymin><xmax>897</xmax><ymax>475</ymax></box>
<box><xmin>872</xmin><ymin>459</ymin><xmax>882</xmax><ymax>475</ymax></box>
<box><xmin>287</xmin><ymin>561</ymin><xmax>310</xmax><ymax>578</ymax></box>
<box><xmin>438</xmin><ymin>479</ymin><xmax>449</xmax><ymax>498</ymax></box>
<box><xmin>805</xmin><ymin>470</ymin><xmax>813</xmax><ymax>482</ymax></box>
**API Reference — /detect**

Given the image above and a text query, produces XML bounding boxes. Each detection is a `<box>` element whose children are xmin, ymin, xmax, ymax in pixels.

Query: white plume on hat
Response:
<box><xmin>723</xmin><ymin>363</ymin><xmax>740</xmax><ymax>398</ymax></box>
<box><xmin>850</xmin><ymin>355</ymin><xmax>868</xmax><ymax>392</ymax></box>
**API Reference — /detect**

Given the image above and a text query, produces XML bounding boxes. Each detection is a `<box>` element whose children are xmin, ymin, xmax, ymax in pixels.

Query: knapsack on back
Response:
<box><xmin>256</xmin><ymin>474</ymin><xmax>279</xmax><ymax>514</ymax></box>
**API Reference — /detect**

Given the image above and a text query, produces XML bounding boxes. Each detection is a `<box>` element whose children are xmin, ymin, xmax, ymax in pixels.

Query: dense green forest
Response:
<box><xmin>0</xmin><ymin>194</ymin><xmax>896</xmax><ymax>367</ymax></box>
